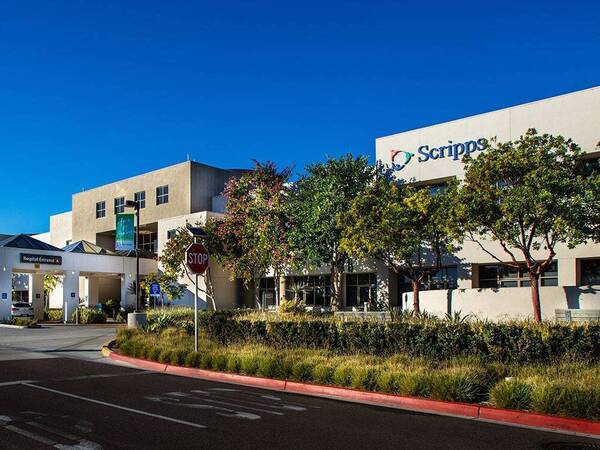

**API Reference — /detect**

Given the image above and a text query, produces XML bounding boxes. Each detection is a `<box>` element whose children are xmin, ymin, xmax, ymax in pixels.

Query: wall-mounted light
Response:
<box><xmin>2</xmin><ymin>267</ymin><xmax>5</xmax><ymax>272</ymax></box>
<box><xmin>71</xmin><ymin>271</ymin><xmax>76</xmax><ymax>275</ymax></box>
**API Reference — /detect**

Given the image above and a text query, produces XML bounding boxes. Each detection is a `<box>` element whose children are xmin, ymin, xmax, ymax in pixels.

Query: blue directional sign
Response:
<box><xmin>150</xmin><ymin>282</ymin><xmax>161</xmax><ymax>297</ymax></box>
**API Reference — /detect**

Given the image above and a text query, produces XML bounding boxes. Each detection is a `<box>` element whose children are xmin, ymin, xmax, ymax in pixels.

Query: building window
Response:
<box><xmin>345</xmin><ymin>273</ymin><xmax>377</xmax><ymax>307</ymax></box>
<box><xmin>581</xmin><ymin>156</ymin><xmax>600</xmax><ymax>177</ymax></box>
<box><xmin>399</xmin><ymin>266</ymin><xmax>458</xmax><ymax>293</ymax></box>
<box><xmin>581</xmin><ymin>259</ymin><xmax>600</xmax><ymax>286</ymax></box>
<box><xmin>427</xmin><ymin>183</ymin><xmax>447</xmax><ymax>196</ymax></box>
<box><xmin>114</xmin><ymin>196</ymin><xmax>125</xmax><ymax>214</ymax></box>
<box><xmin>259</xmin><ymin>277</ymin><xmax>276</xmax><ymax>309</ymax></box>
<box><xmin>96</xmin><ymin>201</ymin><xmax>106</xmax><ymax>219</ymax></box>
<box><xmin>156</xmin><ymin>185</ymin><xmax>169</xmax><ymax>205</ymax></box>
<box><xmin>134</xmin><ymin>191</ymin><xmax>146</xmax><ymax>209</ymax></box>
<box><xmin>138</xmin><ymin>232</ymin><xmax>157</xmax><ymax>253</ymax></box>
<box><xmin>478</xmin><ymin>262</ymin><xmax>558</xmax><ymax>288</ymax></box>
<box><xmin>286</xmin><ymin>275</ymin><xmax>331</xmax><ymax>307</ymax></box>
<box><xmin>167</xmin><ymin>229</ymin><xmax>177</xmax><ymax>240</ymax></box>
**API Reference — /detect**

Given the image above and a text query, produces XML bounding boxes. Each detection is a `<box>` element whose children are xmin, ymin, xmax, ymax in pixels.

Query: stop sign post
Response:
<box><xmin>186</xmin><ymin>242</ymin><xmax>209</xmax><ymax>352</ymax></box>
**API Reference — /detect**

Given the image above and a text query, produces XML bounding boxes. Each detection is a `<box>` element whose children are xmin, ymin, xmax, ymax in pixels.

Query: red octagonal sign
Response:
<box><xmin>186</xmin><ymin>242</ymin><xmax>209</xmax><ymax>274</ymax></box>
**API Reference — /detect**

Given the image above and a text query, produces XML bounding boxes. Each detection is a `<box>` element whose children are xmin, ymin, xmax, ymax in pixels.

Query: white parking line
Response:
<box><xmin>23</xmin><ymin>384</ymin><xmax>207</xmax><ymax>429</ymax></box>
<box><xmin>0</xmin><ymin>380</ymin><xmax>35</xmax><ymax>387</ymax></box>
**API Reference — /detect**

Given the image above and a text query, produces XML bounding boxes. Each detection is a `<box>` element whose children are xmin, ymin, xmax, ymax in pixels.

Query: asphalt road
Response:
<box><xmin>0</xmin><ymin>326</ymin><xmax>598</xmax><ymax>449</ymax></box>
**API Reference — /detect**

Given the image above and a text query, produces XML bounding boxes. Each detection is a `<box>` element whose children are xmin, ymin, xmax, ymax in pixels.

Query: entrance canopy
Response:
<box><xmin>0</xmin><ymin>234</ymin><xmax>157</xmax><ymax>320</ymax></box>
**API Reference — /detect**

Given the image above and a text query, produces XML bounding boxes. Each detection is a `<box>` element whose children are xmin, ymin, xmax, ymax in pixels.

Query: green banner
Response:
<box><xmin>115</xmin><ymin>213</ymin><xmax>135</xmax><ymax>251</ymax></box>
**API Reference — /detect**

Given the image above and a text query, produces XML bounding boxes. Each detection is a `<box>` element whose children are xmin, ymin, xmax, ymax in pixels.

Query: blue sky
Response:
<box><xmin>0</xmin><ymin>0</ymin><xmax>598</xmax><ymax>234</ymax></box>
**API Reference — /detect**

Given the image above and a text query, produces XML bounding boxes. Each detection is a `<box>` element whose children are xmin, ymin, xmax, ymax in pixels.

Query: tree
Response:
<box><xmin>159</xmin><ymin>227</ymin><xmax>217</xmax><ymax>310</ymax></box>
<box><xmin>43</xmin><ymin>274</ymin><xmax>61</xmax><ymax>295</ymax></box>
<box><xmin>140</xmin><ymin>271</ymin><xmax>186</xmax><ymax>306</ymax></box>
<box><xmin>289</xmin><ymin>154</ymin><xmax>376</xmax><ymax>309</ymax></box>
<box><xmin>452</xmin><ymin>129</ymin><xmax>597</xmax><ymax>321</ymax></box>
<box><xmin>339</xmin><ymin>176</ymin><xmax>455</xmax><ymax>315</ymax></box>
<box><xmin>208</xmin><ymin>161</ymin><xmax>293</xmax><ymax>309</ymax></box>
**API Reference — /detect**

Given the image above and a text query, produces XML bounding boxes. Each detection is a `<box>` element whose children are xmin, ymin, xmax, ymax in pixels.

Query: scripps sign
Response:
<box><xmin>390</xmin><ymin>138</ymin><xmax>488</xmax><ymax>171</ymax></box>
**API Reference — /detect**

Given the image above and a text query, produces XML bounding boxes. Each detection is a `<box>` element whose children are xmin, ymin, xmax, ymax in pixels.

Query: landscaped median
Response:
<box><xmin>107</xmin><ymin>308</ymin><xmax>600</xmax><ymax>437</ymax></box>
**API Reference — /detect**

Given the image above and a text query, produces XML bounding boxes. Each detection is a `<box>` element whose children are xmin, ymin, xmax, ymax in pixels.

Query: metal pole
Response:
<box><xmin>135</xmin><ymin>204</ymin><xmax>140</xmax><ymax>312</ymax></box>
<box><xmin>195</xmin><ymin>273</ymin><xmax>199</xmax><ymax>353</ymax></box>
<box><xmin>194</xmin><ymin>234</ymin><xmax>199</xmax><ymax>352</ymax></box>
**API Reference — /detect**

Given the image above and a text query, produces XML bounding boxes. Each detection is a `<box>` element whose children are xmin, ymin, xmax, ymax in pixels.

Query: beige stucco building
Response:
<box><xmin>2</xmin><ymin>87</ymin><xmax>598</xmax><ymax>321</ymax></box>
<box><xmin>0</xmin><ymin>161</ymin><xmax>248</xmax><ymax>321</ymax></box>
<box><xmin>375</xmin><ymin>86</ymin><xmax>600</xmax><ymax>319</ymax></box>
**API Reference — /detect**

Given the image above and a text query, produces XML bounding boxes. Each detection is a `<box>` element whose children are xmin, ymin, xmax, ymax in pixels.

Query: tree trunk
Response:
<box><xmin>411</xmin><ymin>279</ymin><xmax>420</xmax><ymax>317</ymax></box>
<box><xmin>529</xmin><ymin>272</ymin><xmax>542</xmax><ymax>322</ymax></box>
<box><xmin>330</xmin><ymin>264</ymin><xmax>343</xmax><ymax>311</ymax></box>
<box><xmin>274</xmin><ymin>270</ymin><xmax>280</xmax><ymax>307</ymax></box>
<box><xmin>253</xmin><ymin>278</ymin><xmax>262</xmax><ymax>310</ymax></box>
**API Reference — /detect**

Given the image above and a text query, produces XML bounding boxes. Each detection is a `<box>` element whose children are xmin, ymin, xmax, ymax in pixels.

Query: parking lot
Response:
<box><xmin>0</xmin><ymin>326</ymin><xmax>597</xmax><ymax>449</ymax></box>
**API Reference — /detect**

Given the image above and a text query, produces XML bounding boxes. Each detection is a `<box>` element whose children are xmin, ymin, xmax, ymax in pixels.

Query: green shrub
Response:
<box><xmin>11</xmin><ymin>318</ymin><xmax>38</xmax><ymax>327</ymax></box>
<box><xmin>195</xmin><ymin>312</ymin><xmax>600</xmax><ymax>364</ymax></box>
<box><xmin>170</xmin><ymin>349</ymin><xmax>188</xmax><ymax>366</ymax></box>
<box><xmin>226</xmin><ymin>355</ymin><xmax>241</xmax><ymax>373</ymax></box>
<box><xmin>239</xmin><ymin>355</ymin><xmax>259</xmax><ymax>376</ymax></box>
<box><xmin>430</xmin><ymin>371</ymin><xmax>483</xmax><ymax>403</ymax></box>
<box><xmin>71</xmin><ymin>307</ymin><xmax>107</xmax><ymax>324</ymax></box>
<box><xmin>376</xmin><ymin>371</ymin><xmax>404</xmax><ymax>393</ymax></box>
<box><xmin>332</xmin><ymin>364</ymin><xmax>354</xmax><ymax>387</ymax></box>
<box><xmin>291</xmin><ymin>361</ymin><xmax>315</xmax><ymax>382</ymax></box>
<box><xmin>45</xmin><ymin>309</ymin><xmax>63</xmax><ymax>321</ymax></box>
<box><xmin>350</xmin><ymin>367</ymin><xmax>380</xmax><ymax>391</ymax></box>
<box><xmin>312</xmin><ymin>364</ymin><xmax>334</xmax><ymax>385</ymax></box>
<box><xmin>200</xmin><ymin>353</ymin><xmax>213</xmax><ymax>370</ymax></box>
<box><xmin>184</xmin><ymin>351</ymin><xmax>200</xmax><ymax>367</ymax></box>
<box><xmin>490</xmin><ymin>380</ymin><xmax>533</xmax><ymax>410</ymax></box>
<box><xmin>147</xmin><ymin>346</ymin><xmax>162</xmax><ymax>362</ymax></box>
<box><xmin>158</xmin><ymin>349</ymin><xmax>172</xmax><ymax>364</ymax></box>
<box><xmin>531</xmin><ymin>383</ymin><xmax>600</xmax><ymax>420</ymax></box>
<box><xmin>396</xmin><ymin>371</ymin><xmax>431</xmax><ymax>398</ymax></box>
<box><xmin>278</xmin><ymin>299</ymin><xmax>306</xmax><ymax>315</ymax></box>
<box><xmin>212</xmin><ymin>354</ymin><xmax>228</xmax><ymax>372</ymax></box>
<box><xmin>256</xmin><ymin>356</ymin><xmax>285</xmax><ymax>378</ymax></box>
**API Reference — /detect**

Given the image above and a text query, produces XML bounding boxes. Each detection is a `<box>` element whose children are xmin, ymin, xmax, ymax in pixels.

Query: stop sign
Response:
<box><xmin>186</xmin><ymin>243</ymin><xmax>209</xmax><ymax>274</ymax></box>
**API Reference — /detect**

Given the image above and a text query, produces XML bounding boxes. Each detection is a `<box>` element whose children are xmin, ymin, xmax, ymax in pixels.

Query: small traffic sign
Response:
<box><xmin>150</xmin><ymin>282</ymin><xmax>161</xmax><ymax>297</ymax></box>
<box><xmin>186</xmin><ymin>242</ymin><xmax>209</xmax><ymax>275</ymax></box>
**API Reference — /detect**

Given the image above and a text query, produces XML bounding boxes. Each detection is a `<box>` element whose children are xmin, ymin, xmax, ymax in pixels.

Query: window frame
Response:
<box><xmin>134</xmin><ymin>191</ymin><xmax>146</xmax><ymax>209</ymax></box>
<box><xmin>478</xmin><ymin>262</ymin><xmax>558</xmax><ymax>288</ymax></box>
<box><xmin>156</xmin><ymin>185</ymin><xmax>169</xmax><ymax>205</ymax></box>
<box><xmin>286</xmin><ymin>275</ymin><xmax>331</xmax><ymax>307</ymax></box>
<box><xmin>114</xmin><ymin>196</ymin><xmax>125</xmax><ymax>215</ymax></box>
<box><xmin>345</xmin><ymin>272</ymin><xmax>377</xmax><ymax>307</ymax></box>
<box><xmin>95</xmin><ymin>201</ymin><xmax>106</xmax><ymax>219</ymax></box>
<box><xmin>580</xmin><ymin>258</ymin><xmax>600</xmax><ymax>286</ymax></box>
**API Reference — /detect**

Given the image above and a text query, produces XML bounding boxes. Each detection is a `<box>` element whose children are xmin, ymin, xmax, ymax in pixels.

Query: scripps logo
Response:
<box><xmin>390</xmin><ymin>138</ymin><xmax>488</xmax><ymax>171</ymax></box>
<box><xmin>390</xmin><ymin>149</ymin><xmax>414</xmax><ymax>171</ymax></box>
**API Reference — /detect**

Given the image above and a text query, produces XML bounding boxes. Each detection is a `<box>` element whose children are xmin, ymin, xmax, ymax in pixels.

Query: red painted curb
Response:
<box><xmin>284</xmin><ymin>381</ymin><xmax>480</xmax><ymax>418</ymax></box>
<box><xmin>479</xmin><ymin>406</ymin><xmax>600</xmax><ymax>436</ymax></box>
<box><xmin>109</xmin><ymin>351</ymin><xmax>167</xmax><ymax>372</ymax></box>
<box><xmin>165</xmin><ymin>365</ymin><xmax>287</xmax><ymax>391</ymax></box>
<box><xmin>106</xmin><ymin>349</ymin><xmax>599</xmax><ymax>438</ymax></box>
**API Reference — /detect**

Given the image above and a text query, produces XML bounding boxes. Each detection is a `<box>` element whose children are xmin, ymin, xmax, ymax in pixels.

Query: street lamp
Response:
<box><xmin>125</xmin><ymin>199</ymin><xmax>140</xmax><ymax>311</ymax></box>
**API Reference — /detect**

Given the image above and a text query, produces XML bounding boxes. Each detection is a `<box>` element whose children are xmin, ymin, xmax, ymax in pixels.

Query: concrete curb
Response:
<box><xmin>102</xmin><ymin>343</ymin><xmax>600</xmax><ymax>439</ymax></box>
<box><xmin>0</xmin><ymin>323</ymin><xmax>40</xmax><ymax>329</ymax></box>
